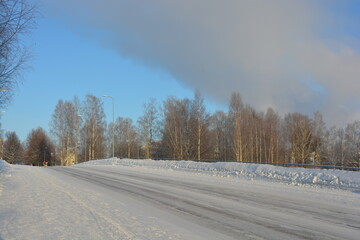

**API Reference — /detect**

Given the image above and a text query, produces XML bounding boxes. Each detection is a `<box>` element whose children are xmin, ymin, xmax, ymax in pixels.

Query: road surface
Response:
<box><xmin>1</xmin><ymin>164</ymin><xmax>359</xmax><ymax>239</ymax></box>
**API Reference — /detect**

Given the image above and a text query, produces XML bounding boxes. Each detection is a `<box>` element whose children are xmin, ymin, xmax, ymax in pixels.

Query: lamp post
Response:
<box><xmin>102</xmin><ymin>95</ymin><xmax>115</xmax><ymax>158</ymax></box>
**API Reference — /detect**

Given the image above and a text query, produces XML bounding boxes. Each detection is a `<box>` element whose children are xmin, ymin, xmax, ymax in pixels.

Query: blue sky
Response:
<box><xmin>1</xmin><ymin>13</ymin><xmax>224</xmax><ymax>141</ymax></box>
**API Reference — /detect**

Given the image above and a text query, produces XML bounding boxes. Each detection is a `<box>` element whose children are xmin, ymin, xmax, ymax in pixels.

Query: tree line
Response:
<box><xmin>1</xmin><ymin>91</ymin><xmax>360</xmax><ymax>167</ymax></box>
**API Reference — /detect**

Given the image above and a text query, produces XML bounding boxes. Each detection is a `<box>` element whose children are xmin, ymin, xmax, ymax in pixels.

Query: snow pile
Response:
<box><xmin>0</xmin><ymin>160</ymin><xmax>11</xmax><ymax>176</ymax></box>
<box><xmin>77</xmin><ymin>158</ymin><xmax>360</xmax><ymax>189</ymax></box>
<box><xmin>0</xmin><ymin>160</ymin><xmax>12</xmax><ymax>195</ymax></box>
<box><xmin>0</xmin><ymin>160</ymin><xmax>12</xmax><ymax>180</ymax></box>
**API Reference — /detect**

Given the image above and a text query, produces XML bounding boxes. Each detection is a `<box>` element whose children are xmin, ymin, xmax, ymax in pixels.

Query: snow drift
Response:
<box><xmin>76</xmin><ymin>158</ymin><xmax>360</xmax><ymax>190</ymax></box>
<box><xmin>0</xmin><ymin>160</ymin><xmax>12</xmax><ymax>195</ymax></box>
<box><xmin>0</xmin><ymin>160</ymin><xmax>11</xmax><ymax>176</ymax></box>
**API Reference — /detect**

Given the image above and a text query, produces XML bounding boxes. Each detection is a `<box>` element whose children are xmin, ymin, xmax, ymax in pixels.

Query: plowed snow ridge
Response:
<box><xmin>77</xmin><ymin>158</ymin><xmax>360</xmax><ymax>189</ymax></box>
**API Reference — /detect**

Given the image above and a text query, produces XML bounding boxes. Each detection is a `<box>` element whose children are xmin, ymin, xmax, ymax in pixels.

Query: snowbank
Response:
<box><xmin>0</xmin><ymin>160</ymin><xmax>10</xmax><ymax>175</ymax></box>
<box><xmin>76</xmin><ymin>158</ymin><xmax>360</xmax><ymax>190</ymax></box>
<box><xmin>0</xmin><ymin>160</ymin><xmax>12</xmax><ymax>195</ymax></box>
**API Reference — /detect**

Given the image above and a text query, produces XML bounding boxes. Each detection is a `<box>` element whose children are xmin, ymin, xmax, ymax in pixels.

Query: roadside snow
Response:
<box><xmin>0</xmin><ymin>160</ymin><xmax>12</xmax><ymax>196</ymax></box>
<box><xmin>0</xmin><ymin>165</ymin><xmax>183</xmax><ymax>240</ymax></box>
<box><xmin>77</xmin><ymin>158</ymin><xmax>360</xmax><ymax>190</ymax></box>
<box><xmin>1</xmin><ymin>160</ymin><xmax>359</xmax><ymax>239</ymax></box>
<box><xmin>0</xmin><ymin>160</ymin><xmax>10</xmax><ymax>175</ymax></box>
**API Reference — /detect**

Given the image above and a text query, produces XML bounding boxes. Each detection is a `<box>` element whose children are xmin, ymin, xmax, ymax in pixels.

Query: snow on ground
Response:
<box><xmin>0</xmin><ymin>160</ymin><xmax>11</xmax><ymax>176</ymax></box>
<box><xmin>0</xmin><ymin>159</ymin><xmax>359</xmax><ymax>239</ymax></box>
<box><xmin>0</xmin><ymin>160</ymin><xmax>12</xmax><ymax>196</ymax></box>
<box><xmin>0</xmin><ymin>164</ymin><xmax>183</xmax><ymax>240</ymax></box>
<box><xmin>77</xmin><ymin>158</ymin><xmax>360</xmax><ymax>190</ymax></box>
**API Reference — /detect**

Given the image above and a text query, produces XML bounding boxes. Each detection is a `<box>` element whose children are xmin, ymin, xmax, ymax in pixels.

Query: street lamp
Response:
<box><xmin>102</xmin><ymin>95</ymin><xmax>115</xmax><ymax>158</ymax></box>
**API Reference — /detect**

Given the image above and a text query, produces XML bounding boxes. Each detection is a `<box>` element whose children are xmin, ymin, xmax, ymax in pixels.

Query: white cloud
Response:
<box><xmin>41</xmin><ymin>0</ymin><xmax>360</xmax><ymax>125</ymax></box>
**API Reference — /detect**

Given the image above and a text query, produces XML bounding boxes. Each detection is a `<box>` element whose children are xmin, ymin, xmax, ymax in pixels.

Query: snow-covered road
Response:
<box><xmin>1</xmin><ymin>162</ymin><xmax>360</xmax><ymax>239</ymax></box>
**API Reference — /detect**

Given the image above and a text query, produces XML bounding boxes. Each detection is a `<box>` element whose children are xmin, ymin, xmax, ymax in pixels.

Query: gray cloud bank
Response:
<box><xmin>42</xmin><ymin>0</ymin><xmax>360</xmax><ymax>125</ymax></box>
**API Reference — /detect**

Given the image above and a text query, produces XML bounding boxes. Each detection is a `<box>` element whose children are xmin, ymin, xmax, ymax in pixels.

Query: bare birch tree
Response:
<box><xmin>189</xmin><ymin>91</ymin><xmax>212</xmax><ymax>161</ymax></box>
<box><xmin>113</xmin><ymin>117</ymin><xmax>139</xmax><ymax>158</ymax></box>
<box><xmin>138</xmin><ymin>98</ymin><xmax>159</xmax><ymax>159</ymax></box>
<box><xmin>50</xmin><ymin>99</ymin><xmax>66</xmax><ymax>164</ymax></box>
<box><xmin>311</xmin><ymin>112</ymin><xmax>326</xmax><ymax>165</ymax></box>
<box><xmin>50</xmin><ymin>99</ymin><xmax>79</xmax><ymax>165</ymax></box>
<box><xmin>284</xmin><ymin>113</ymin><xmax>313</xmax><ymax>164</ymax></box>
<box><xmin>211</xmin><ymin>110</ymin><xmax>231</xmax><ymax>161</ymax></box>
<box><xmin>229</xmin><ymin>92</ymin><xmax>244</xmax><ymax>162</ymax></box>
<box><xmin>81</xmin><ymin>94</ymin><xmax>106</xmax><ymax>161</ymax></box>
<box><xmin>0</xmin><ymin>0</ymin><xmax>36</xmax><ymax>106</ymax></box>
<box><xmin>344</xmin><ymin>121</ymin><xmax>360</xmax><ymax>167</ymax></box>
<box><xmin>161</xmin><ymin>97</ymin><xmax>193</xmax><ymax>159</ymax></box>
<box><xmin>264</xmin><ymin>108</ymin><xmax>280</xmax><ymax>163</ymax></box>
